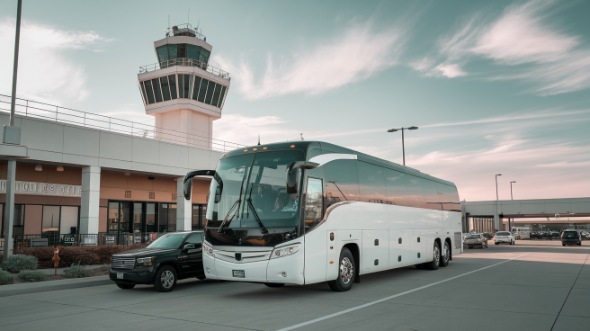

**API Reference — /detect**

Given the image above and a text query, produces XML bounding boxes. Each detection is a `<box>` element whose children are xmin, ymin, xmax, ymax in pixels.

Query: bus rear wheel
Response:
<box><xmin>425</xmin><ymin>242</ymin><xmax>441</xmax><ymax>270</ymax></box>
<box><xmin>440</xmin><ymin>240</ymin><xmax>450</xmax><ymax>267</ymax></box>
<box><xmin>328</xmin><ymin>247</ymin><xmax>355</xmax><ymax>292</ymax></box>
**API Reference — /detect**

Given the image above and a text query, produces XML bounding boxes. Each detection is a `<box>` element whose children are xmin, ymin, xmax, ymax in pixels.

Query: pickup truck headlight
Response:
<box><xmin>271</xmin><ymin>243</ymin><xmax>300</xmax><ymax>259</ymax></box>
<box><xmin>135</xmin><ymin>256</ymin><xmax>154</xmax><ymax>267</ymax></box>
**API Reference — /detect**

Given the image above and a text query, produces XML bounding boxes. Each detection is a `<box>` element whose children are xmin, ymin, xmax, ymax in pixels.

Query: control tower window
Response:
<box><xmin>169</xmin><ymin>74</ymin><xmax>178</xmax><ymax>100</ymax></box>
<box><xmin>161</xmin><ymin>76</ymin><xmax>172</xmax><ymax>101</ymax></box>
<box><xmin>192</xmin><ymin>77</ymin><xmax>202</xmax><ymax>101</ymax></box>
<box><xmin>204</xmin><ymin>81</ymin><xmax>215</xmax><ymax>104</ymax></box>
<box><xmin>152</xmin><ymin>78</ymin><xmax>163</xmax><ymax>102</ymax></box>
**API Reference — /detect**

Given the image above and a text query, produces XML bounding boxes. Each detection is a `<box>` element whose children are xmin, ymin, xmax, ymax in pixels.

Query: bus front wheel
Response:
<box><xmin>328</xmin><ymin>247</ymin><xmax>355</xmax><ymax>292</ymax></box>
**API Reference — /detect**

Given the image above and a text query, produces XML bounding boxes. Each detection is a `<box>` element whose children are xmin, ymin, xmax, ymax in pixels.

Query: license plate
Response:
<box><xmin>117</xmin><ymin>272</ymin><xmax>124</xmax><ymax>280</ymax></box>
<box><xmin>232</xmin><ymin>270</ymin><xmax>245</xmax><ymax>278</ymax></box>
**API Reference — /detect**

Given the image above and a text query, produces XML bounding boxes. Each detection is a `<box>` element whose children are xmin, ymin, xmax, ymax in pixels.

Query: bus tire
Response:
<box><xmin>425</xmin><ymin>242</ymin><xmax>441</xmax><ymax>270</ymax></box>
<box><xmin>328</xmin><ymin>247</ymin><xmax>355</xmax><ymax>292</ymax></box>
<box><xmin>440</xmin><ymin>240</ymin><xmax>450</xmax><ymax>267</ymax></box>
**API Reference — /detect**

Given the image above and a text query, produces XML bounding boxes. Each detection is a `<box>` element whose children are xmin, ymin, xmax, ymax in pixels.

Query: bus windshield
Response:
<box><xmin>205</xmin><ymin>149</ymin><xmax>305</xmax><ymax>247</ymax></box>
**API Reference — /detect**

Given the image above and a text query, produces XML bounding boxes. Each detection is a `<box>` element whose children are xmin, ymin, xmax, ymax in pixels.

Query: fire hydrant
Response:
<box><xmin>52</xmin><ymin>245</ymin><xmax>61</xmax><ymax>275</ymax></box>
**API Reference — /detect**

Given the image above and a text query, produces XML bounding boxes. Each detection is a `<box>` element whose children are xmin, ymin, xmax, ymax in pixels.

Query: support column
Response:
<box><xmin>176</xmin><ymin>176</ymin><xmax>192</xmax><ymax>231</ymax></box>
<box><xmin>80</xmin><ymin>166</ymin><xmax>100</xmax><ymax>244</ymax></box>
<box><xmin>2</xmin><ymin>160</ymin><xmax>16</xmax><ymax>259</ymax></box>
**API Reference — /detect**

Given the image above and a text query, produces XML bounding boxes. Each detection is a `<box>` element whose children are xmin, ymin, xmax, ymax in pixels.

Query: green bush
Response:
<box><xmin>17</xmin><ymin>270</ymin><xmax>47</xmax><ymax>282</ymax></box>
<box><xmin>1</xmin><ymin>254</ymin><xmax>38</xmax><ymax>273</ymax></box>
<box><xmin>63</xmin><ymin>263</ymin><xmax>90</xmax><ymax>278</ymax></box>
<box><xmin>14</xmin><ymin>247</ymin><xmax>55</xmax><ymax>268</ymax></box>
<box><xmin>0</xmin><ymin>269</ymin><xmax>14</xmax><ymax>285</ymax></box>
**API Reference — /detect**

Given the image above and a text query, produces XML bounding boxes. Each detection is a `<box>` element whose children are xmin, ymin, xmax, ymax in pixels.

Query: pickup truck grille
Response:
<box><xmin>112</xmin><ymin>257</ymin><xmax>135</xmax><ymax>269</ymax></box>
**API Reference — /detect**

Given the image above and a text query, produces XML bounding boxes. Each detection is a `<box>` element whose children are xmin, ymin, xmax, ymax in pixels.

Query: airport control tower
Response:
<box><xmin>138</xmin><ymin>23</ymin><xmax>230</xmax><ymax>148</ymax></box>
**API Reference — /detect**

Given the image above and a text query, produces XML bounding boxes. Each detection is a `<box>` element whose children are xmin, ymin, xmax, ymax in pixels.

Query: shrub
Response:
<box><xmin>1</xmin><ymin>254</ymin><xmax>38</xmax><ymax>273</ymax></box>
<box><xmin>63</xmin><ymin>263</ymin><xmax>90</xmax><ymax>278</ymax></box>
<box><xmin>17</xmin><ymin>270</ymin><xmax>47</xmax><ymax>282</ymax></box>
<box><xmin>0</xmin><ymin>269</ymin><xmax>14</xmax><ymax>285</ymax></box>
<box><xmin>14</xmin><ymin>247</ymin><xmax>55</xmax><ymax>268</ymax></box>
<box><xmin>59</xmin><ymin>248</ymin><xmax>101</xmax><ymax>266</ymax></box>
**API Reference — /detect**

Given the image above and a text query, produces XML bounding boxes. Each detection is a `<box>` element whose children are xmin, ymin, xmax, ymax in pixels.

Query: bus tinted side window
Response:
<box><xmin>384</xmin><ymin>168</ymin><xmax>406</xmax><ymax>206</ymax></box>
<box><xmin>358</xmin><ymin>162</ymin><xmax>386</xmax><ymax>204</ymax></box>
<box><xmin>324</xmin><ymin>160</ymin><xmax>359</xmax><ymax>205</ymax></box>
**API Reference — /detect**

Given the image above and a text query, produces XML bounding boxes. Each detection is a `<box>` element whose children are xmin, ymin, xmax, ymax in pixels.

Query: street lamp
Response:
<box><xmin>387</xmin><ymin>126</ymin><xmax>418</xmax><ymax>166</ymax></box>
<box><xmin>495</xmin><ymin>173</ymin><xmax>502</xmax><ymax>200</ymax></box>
<box><xmin>510</xmin><ymin>181</ymin><xmax>516</xmax><ymax>200</ymax></box>
<box><xmin>494</xmin><ymin>173</ymin><xmax>502</xmax><ymax>232</ymax></box>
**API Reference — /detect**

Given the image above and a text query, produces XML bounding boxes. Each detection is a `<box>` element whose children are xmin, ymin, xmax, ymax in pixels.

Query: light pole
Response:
<box><xmin>387</xmin><ymin>126</ymin><xmax>418</xmax><ymax>166</ymax></box>
<box><xmin>509</xmin><ymin>180</ymin><xmax>516</xmax><ymax>232</ymax></box>
<box><xmin>494</xmin><ymin>173</ymin><xmax>502</xmax><ymax>232</ymax></box>
<box><xmin>495</xmin><ymin>173</ymin><xmax>502</xmax><ymax>200</ymax></box>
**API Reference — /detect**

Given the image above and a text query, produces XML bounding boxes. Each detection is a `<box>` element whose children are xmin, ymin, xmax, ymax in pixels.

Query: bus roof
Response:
<box><xmin>222</xmin><ymin>141</ymin><xmax>456</xmax><ymax>187</ymax></box>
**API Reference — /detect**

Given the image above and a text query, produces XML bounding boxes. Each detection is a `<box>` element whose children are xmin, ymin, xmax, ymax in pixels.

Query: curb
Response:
<box><xmin>0</xmin><ymin>274</ymin><xmax>111</xmax><ymax>298</ymax></box>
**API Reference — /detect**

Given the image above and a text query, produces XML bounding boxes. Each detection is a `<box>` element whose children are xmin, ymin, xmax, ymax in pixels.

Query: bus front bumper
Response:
<box><xmin>203</xmin><ymin>250</ymin><xmax>305</xmax><ymax>285</ymax></box>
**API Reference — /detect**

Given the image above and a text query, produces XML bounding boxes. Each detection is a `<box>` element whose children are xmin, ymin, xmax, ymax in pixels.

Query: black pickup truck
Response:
<box><xmin>110</xmin><ymin>231</ymin><xmax>205</xmax><ymax>292</ymax></box>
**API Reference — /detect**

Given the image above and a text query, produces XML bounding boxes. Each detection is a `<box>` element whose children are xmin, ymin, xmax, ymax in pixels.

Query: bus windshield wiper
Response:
<box><xmin>246</xmin><ymin>184</ymin><xmax>268</xmax><ymax>234</ymax></box>
<box><xmin>218</xmin><ymin>199</ymin><xmax>240</xmax><ymax>234</ymax></box>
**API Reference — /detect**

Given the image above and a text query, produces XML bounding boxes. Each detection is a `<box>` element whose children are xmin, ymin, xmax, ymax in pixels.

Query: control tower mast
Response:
<box><xmin>138</xmin><ymin>23</ymin><xmax>230</xmax><ymax>148</ymax></box>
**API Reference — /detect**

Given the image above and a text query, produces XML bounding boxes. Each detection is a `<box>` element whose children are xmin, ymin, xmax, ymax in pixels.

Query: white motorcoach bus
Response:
<box><xmin>184</xmin><ymin>141</ymin><xmax>462</xmax><ymax>291</ymax></box>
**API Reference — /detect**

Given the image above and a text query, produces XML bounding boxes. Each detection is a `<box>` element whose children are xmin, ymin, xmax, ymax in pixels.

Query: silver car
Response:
<box><xmin>495</xmin><ymin>231</ymin><xmax>515</xmax><ymax>245</ymax></box>
<box><xmin>464</xmin><ymin>233</ymin><xmax>489</xmax><ymax>249</ymax></box>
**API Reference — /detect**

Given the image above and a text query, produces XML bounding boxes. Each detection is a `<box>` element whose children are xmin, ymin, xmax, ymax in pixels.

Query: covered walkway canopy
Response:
<box><xmin>462</xmin><ymin>197</ymin><xmax>590</xmax><ymax>233</ymax></box>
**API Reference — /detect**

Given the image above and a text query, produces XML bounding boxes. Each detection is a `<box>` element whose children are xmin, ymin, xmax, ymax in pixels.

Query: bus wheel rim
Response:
<box><xmin>340</xmin><ymin>257</ymin><xmax>354</xmax><ymax>284</ymax></box>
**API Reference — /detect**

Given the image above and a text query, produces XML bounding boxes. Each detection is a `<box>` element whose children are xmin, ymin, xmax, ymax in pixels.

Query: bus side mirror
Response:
<box><xmin>183</xmin><ymin>170</ymin><xmax>216</xmax><ymax>200</ymax></box>
<box><xmin>286</xmin><ymin>162</ymin><xmax>318</xmax><ymax>194</ymax></box>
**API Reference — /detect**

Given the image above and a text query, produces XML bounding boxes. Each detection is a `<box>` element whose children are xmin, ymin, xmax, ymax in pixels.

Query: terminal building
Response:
<box><xmin>0</xmin><ymin>23</ymin><xmax>237</xmax><ymax>252</ymax></box>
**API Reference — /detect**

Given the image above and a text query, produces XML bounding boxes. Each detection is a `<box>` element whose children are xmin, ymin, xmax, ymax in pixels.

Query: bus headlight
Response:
<box><xmin>203</xmin><ymin>242</ymin><xmax>214</xmax><ymax>257</ymax></box>
<box><xmin>271</xmin><ymin>243</ymin><xmax>300</xmax><ymax>259</ymax></box>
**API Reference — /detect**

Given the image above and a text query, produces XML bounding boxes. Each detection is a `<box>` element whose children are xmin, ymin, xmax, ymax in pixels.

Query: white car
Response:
<box><xmin>495</xmin><ymin>231</ymin><xmax>515</xmax><ymax>245</ymax></box>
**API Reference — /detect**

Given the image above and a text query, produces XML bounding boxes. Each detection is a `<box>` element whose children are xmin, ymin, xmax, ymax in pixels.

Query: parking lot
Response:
<box><xmin>1</xmin><ymin>240</ymin><xmax>589</xmax><ymax>331</ymax></box>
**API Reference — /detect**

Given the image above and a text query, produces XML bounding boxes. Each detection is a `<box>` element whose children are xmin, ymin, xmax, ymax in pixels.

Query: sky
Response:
<box><xmin>0</xmin><ymin>0</ymin><xmax>589</xmax><ymax>202</ymax></box>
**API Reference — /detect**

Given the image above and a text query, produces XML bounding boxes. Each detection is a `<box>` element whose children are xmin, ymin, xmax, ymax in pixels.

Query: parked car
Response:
<box><xmin>110</xmin><ymin>231</ymin><xmax>205</xmax><ymax>292</ymax></box>
<box><xmin>494</xmin><ymin>231</ymin><xmax>515</xmax><ymax>245</ymax></box>
<box><xmin>464</xmin><ymin>233</ymin><xmax>488</xmax><ymax>249</ymax></box>
<box><xmin>580</xmin><ymin>231</ymin><xmax>590</xmax><ymax>240</ymax></box>
<box><xmin>561</xmin><ymin>229</ymin><xmax>582</xmax><ymax>246</ymax></box>
<box><xmin>482</xmin><ymin>232</ymin><xmax>494</xmax><ymax>240</ymax></box>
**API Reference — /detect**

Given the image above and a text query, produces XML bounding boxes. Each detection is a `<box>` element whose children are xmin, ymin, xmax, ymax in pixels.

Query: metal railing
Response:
<box><xmin>3</xmin><ymin>232</ymin><xmax>187</xmax><ymax>249</ymax></box>
<box><xmin>0</xmin><ymin>93</ymin><xmax>242</xmax><ymax>152</ymax></box>
<box><xmin>139</xmin><ymin>58</ymin><xmax>231</xmax><ymax>80</ymax></box>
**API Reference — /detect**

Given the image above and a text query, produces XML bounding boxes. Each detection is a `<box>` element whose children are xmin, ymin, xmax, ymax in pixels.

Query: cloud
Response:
<box><xmin>471</xmin><ymin>0</ymin><xmax>578</xmax><ymax>64</ymax></box>
<box><xmin>213</xmin><ymin>114</ymin><xmax>301</xmax><ymax>146</ymax></box>
<box><xmin>216</xmin><ymin>22</ymin><xmax>406</xmax><ymax>100</ymax></box>
<box><xmin>411</xmin><ymin>0</ymin><xmax>590</xmax><ymax>95</ymax></box>
<box><xmin>0</xmin><ymin>19</ymin><xmax>109</xmax><ymax>104</ymax></box>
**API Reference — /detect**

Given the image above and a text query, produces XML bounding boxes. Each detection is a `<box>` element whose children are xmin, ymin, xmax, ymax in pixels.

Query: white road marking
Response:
<box><xmin>277</xmin><ymin>253</ymin><xmax>532</xmax><ymax>331</ymax></box>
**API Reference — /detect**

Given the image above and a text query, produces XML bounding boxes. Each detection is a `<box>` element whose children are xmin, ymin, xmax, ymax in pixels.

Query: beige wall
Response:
<box><xmin>24</xmin><ymin>205</ymin><xmax>42</xmax><ymax>235</ymax></box>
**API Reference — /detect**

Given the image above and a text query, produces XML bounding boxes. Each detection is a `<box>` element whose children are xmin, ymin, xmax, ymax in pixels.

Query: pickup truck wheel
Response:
<box><xmin>116</xmin><ymin>283</ymin><xmax>135</xmax><ymax>290</ymax></box>
<box><xmin>154</xmin><ymin>265</ymin><xmax>177</xmax><ymax>292</ymax></box>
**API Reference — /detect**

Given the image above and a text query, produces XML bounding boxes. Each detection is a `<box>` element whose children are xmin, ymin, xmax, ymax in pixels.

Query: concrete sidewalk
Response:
<box><xmin>0</xmin><ymin>265</ymin><xmax>112</xmax><ymax>297</ymax></box>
